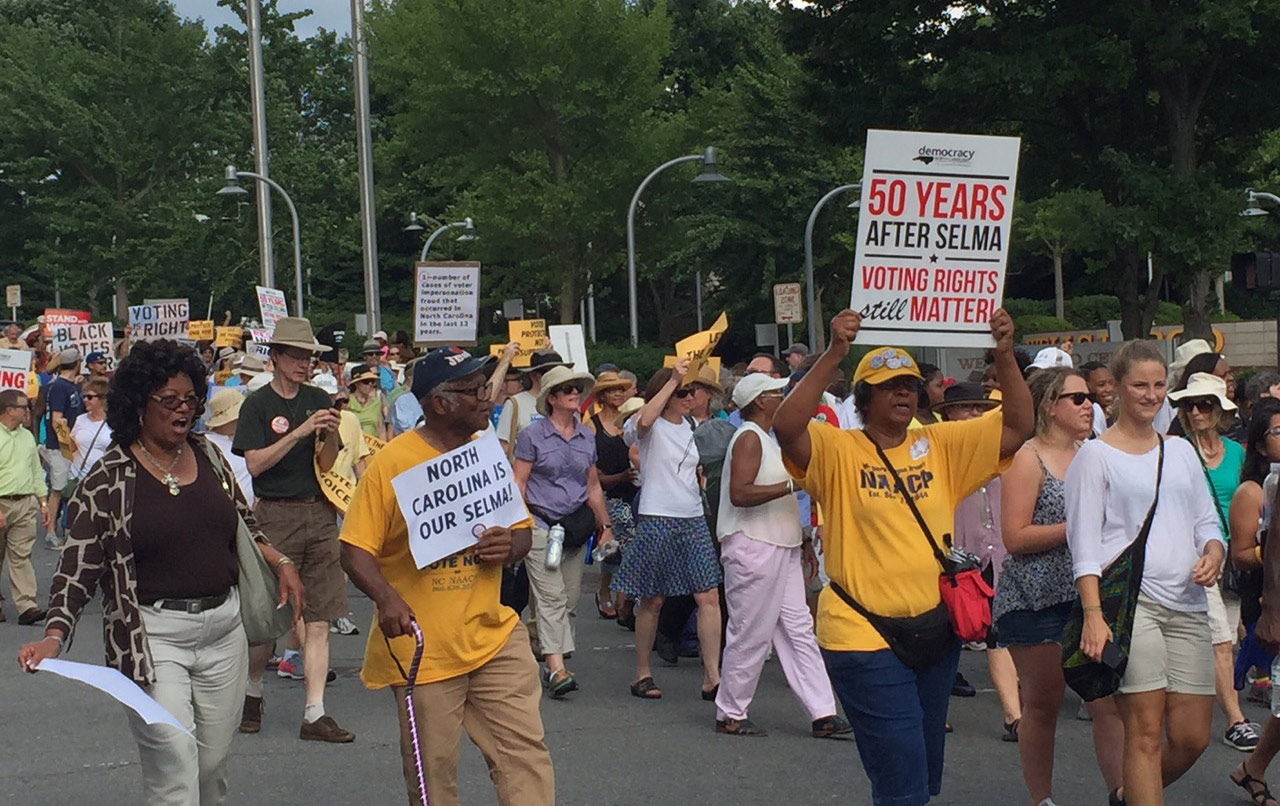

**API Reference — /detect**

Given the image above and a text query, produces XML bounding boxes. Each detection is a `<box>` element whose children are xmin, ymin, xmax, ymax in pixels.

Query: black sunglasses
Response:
<box><xmin>1057</xmin><ymin>392</ymin><xmax>1095</xmax><ymax>406</ymax></box>
<box><xmin>553</xmin><ymin>383</ymin><xmax>584</xmax><ymax>396</ymax></box>
<box><xmin>673</xmin><ymin>387</ymin><xmax>695</xmax><ymax>398</ymax></box>
<box><xmin>1180</xmin><ymin>398</ymin><xmax>1217</xmax><ymax>415</ymax></box>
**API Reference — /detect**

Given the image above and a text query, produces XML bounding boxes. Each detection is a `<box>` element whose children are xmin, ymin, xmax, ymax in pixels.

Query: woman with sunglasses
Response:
<box><xmin>1168</xmin><ymin>351</ymin><xmax>1245</xmax><ymax>442</ymax></box>
<box><xmin>1066</xmin><ymin>341</ymin><xmax>1225</xmax><ymax>806</ymax></box>
<box><xmin>1227</xmin><ymin>399</ymin><xmax>1280</xmax><ymax>805</ymax></box>
<box><xmin>1168</xmin><ymin>372</ymin><xmax>1259</xmax><ymax>752</ymax></box>
<box><xmin>614</xmin><ymin>358</ymin><xmax>722</xmax><ymax>701</ymax></box>
<box><xmin>69</xmin><ymin>377</ymin><xmax>111</xmax><ymax>485</ymax></box>
<box><xmin>998</xmin><ymin>366</ymin><xmax>1124</xmax><ymax>805</ymax></box>
<box><xmin>19</xmin><ymin>338</ymin><xmax>303</xmax><ymax>805</ymax></box>
<box><xmin>512</xmin><ymin>366</ymin><xmax>613</xmax><ymax>698</ymax></box>
<box><xmin>346</xmin><ymin>363</ymin><xmax>389</xmax><ymax>441</ymax></box>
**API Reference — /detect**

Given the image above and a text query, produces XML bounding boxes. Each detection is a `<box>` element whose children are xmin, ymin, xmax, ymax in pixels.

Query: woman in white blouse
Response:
<box><xmin>69</xmin><ymin>377</ymin><xmax>111</xmax><ymax>481</ymax></box>
<box><xmin>1065</xmin><ymin>340</ymin><xmax>1225</xmax><ymax>806</ymax></box>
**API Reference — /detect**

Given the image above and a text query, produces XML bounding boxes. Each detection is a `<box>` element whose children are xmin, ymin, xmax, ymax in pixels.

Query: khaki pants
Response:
<box><xmin>522</xmin><ymin>525</ymin><xmax>586</xmax><ymax>657</ymax></box>
<box><xmin>392</xmin><ymin>622</ymin><xmax>554</xmax><ymax>806</ymax></box>
<box><xmin>0</xmin><ymin>495</ymin><xmax>39</xmax><ymax>612</ymax></box>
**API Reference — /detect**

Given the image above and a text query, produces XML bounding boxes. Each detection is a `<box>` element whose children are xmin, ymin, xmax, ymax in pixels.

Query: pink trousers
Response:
<box><xmin>715</xmin><ymin>531</ymin><xmax>837</xmax><ymax>722</ymax></box>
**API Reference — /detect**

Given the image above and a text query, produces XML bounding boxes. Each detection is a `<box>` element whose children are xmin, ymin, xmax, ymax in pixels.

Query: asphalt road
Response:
<box><xmin>0</xmin><ymin>544</ymin><xmax>1268</xmax><ymax>805</ymax></box>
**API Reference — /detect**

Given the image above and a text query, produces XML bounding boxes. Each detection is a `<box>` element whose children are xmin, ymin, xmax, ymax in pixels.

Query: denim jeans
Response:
<box><xmin>822</xmin><ymin>641</ymin><xmax>961</xmax><ymax>806</ymax></box>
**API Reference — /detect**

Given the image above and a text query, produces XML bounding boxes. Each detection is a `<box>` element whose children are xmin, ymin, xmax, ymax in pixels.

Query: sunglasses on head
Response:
<box><xmin>1057</xmin><ymin>392</ymin><xmax>1095</xmax><ymax>406</ymax></box>
<box><xmin>1180</xmin><ymin>398</ymin><xmax>1217</xmax><ymax>415</ymax></box>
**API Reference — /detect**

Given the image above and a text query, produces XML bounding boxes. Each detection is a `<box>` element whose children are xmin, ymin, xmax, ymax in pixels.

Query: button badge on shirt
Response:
<box><xmin>271</xmin><ymin>415</ymin><xmax>290</xmax><ymax>435</ymax></box>
<box><xmin>909</xmin><ymin>437</ymin><xmax>930</xmax><ymax>460</ymax></box>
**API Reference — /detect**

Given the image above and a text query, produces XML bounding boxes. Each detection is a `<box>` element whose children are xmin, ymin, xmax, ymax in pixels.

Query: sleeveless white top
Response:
<box><xmin>717</xmin><ymin>421</ymin><xmax>802</xmax><ymax>547</ymax></box>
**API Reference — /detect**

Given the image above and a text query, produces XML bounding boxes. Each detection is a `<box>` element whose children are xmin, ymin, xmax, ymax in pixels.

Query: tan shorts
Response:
<box><xmin>254</xmin><ymin>498</ymin><xmax>347</xmax><ymax>623</ymax></box>
<box><xmin>1119</xmin><ymin>594</ymin><xmax>1214</xmax><ymax>696</ymax></box>
<box><xmin>1206</xmin><ymin>582</ymin><xmax>1240</xmax><ymax>645</ymax></box>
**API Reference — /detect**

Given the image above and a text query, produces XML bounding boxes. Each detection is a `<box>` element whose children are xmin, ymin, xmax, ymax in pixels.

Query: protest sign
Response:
<box><xmin>850</xmin><ymin>130</ymin><xmax>1021</xmax><ymax>348</ymax></box>
<box><xmin>214</xmin><ymin>326</ymin><xmax>244</xmax><ymax>349</ymax></box>
<box><xmin>413</xmin><ymin>262</ymin><xmax>480</xmax><ymax>345</ymax></box>
<box><xmin>317</xmin><ymin>434</ymin><xmax>389</xmax><ymax>515</ymax></box>
<box><xmin>187</xmin><ymin>320</ymin><xmax>214</xmax><ymax>341</ymax></box>
<box><xmin>364</xmin><ymin>433</ymin><xmax>386</xmax><ymax>456</ymax></box>
<box><xmin>488</xmin><ymin>319</ymin><xmax>548</xmax><ymax>367</ymax></box>
<box><xmin>256</xmin><ymin>286</ymin><xmax>289</xmax><ymax>330</ymax></box>
<box><xmin>390</xmin><ymin>431</ymin><xmax>526</xmax><ymax>569</ymax></box>
<box><xmin>548</xmin><ymin>325</ymin><xmax>589</xmax><ymax>374</ymax></box>
<box><xmin>43</xmin><ymin>309</ymin><xmax>90</xmax><ymax>332</ymax></box>
<box><xmin>247</xmin><ymin>328</ymin><xmax>272</xmax><ymax>360</ymax></box>
<box><xmin>663</xmin><ymin>355</ymin><xmax>721</xmax><ymax>377</ymax></box>
<box><xmin>0</xmin><ymin>348</ymin><xmax>32</xmax><ymax>392</ymax></box>
<box><xmin>49</xmin><ymin>322</ymin><xmax>115</xmax><ymax>371</ymax></box>
<box><xmin>673</xmin><ymin>312</ymin><xmax>728</xmax><ymax>385</ymax></box>
<box><xmin>129</xmin><ymin>300</ymin><xmax>189</xmax><ymax>343</ymax></box>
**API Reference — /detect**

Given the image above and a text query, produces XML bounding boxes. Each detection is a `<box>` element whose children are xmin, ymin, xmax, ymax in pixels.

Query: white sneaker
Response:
<box><xmin>330</xmin><ymin>616</ymin><xmax>359</xmax><ymax>635</ymax></box>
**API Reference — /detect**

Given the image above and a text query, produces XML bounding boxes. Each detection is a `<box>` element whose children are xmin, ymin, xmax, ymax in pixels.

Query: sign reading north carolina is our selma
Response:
<box><xmin>390</xmin><ymin>431</ymin><xmax>527</xmax><ymax>569</ymax></box>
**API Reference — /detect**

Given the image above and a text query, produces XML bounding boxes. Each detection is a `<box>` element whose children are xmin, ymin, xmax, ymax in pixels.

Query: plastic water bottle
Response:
<box><xmin>592</xmin><ymin>538</ymin><xmax>620</xmax><ymax>563</ymax></box>
<box><xmin>1261</xmin><ymin>463</ymin><xmax>1280</xmax><ymax>544</ymax></box>
<box><xmin>545</xmin><ymin>524</ymin><xmax>565</xmax><ymax>570</ymax></box>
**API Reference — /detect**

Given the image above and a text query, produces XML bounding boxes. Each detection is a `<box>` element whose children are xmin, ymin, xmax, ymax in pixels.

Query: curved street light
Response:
<box><xmin>217</xmin><ymin>164</ymin><xmax>305</xmax><ymax>317</ymax></box>
<box><xmin>1244</xmin><ymin>188</ymin><xmax>1280</xmax><ymax>216</ymax></box>
<box><xmin>803</xmin><ymin>184</ymin><xmax>861</xmax><ymax>350</ymax></box>
<box><xmin>626</xmin><ymin>146</ymin><xmax>730</xmax><ymax>348</ymax></box>
<box><xmin>406</xmin><ymin>213</ymin><xmax>478</xmax><ymax>261</ymax></box>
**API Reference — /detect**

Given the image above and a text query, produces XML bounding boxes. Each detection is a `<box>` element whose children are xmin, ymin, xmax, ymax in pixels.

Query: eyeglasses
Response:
<box><xmin>673</xmin><ymin>387</ymin><xmax>695</xmax><ymax>398</ymax></box>
<box><xmin>357</xmin><ymin>379</ymin><xmax>377</xmax><ymax>386</ymax></box>
<box><xmin>1179</xmin><ymin>398</ymin><xmax>1217</xmax><ymax>415</ymax></box>
<box><xmin>83</xmin><ymin>394</ymin><xmax>101</xmax><ymax>400</ymax></box>
<box><xmin>1057</xmin><ymin>392</ymin><xmax>1095</xmax><ymax>406</ymax></box>
<box><xmin>1267</xmin><ymin>427</ymin><xmax>1280</xmax><ymax>439</ymax></box>
<box><xmin>439</xmin><ymin>383</ymin><xmax>492</xmax><ymax>401</ymax></box>
<box><xmin>150</xmin><ymin>393</ymin><xmax>201</xmax><ymax>411</ymax></box>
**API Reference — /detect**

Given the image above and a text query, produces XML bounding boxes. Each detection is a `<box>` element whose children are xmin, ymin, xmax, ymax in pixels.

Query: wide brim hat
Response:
<box><xmin>1169</xmin><ymin>338</ymin><xmax>1212</xmax><ymax>384</ymax></box>
<box><xmin>593</xmin><ymin>371</ymin><xmax>630</xmax><ymax>394</ymax></box>
<box><xmin>853</xmin><ymin>347</ymin><xmax>922</xmax><ymax>386</ymax></box>
<box><xmin>207</xmin><ymin>388</ymin><xmax>246</xmax><ymax>428</ymax></box>
<box><xmin>614</xmin><ymin>396</ymin><xmax>645</xmax><ymax>429</ymax></box>
<box><xmin>933</xmin><ymin>382</ymin><xmax>1000</xmax><ymax>413</ymax></box>
<box><xmin>267</xmin><ymin>317</ymin><xmax>328</xmax><ymax>353</ymax></box>
<box><xmin>519</xmin><ymin>349</ymin><xmax>570</xmax><ymax>374</ymax></box>
<box><xmin>347</xmin><ymin>365</ymin><xmax>381</xmax><ymax>389</ymax></box>
<box><xmin>536</xmin><ymin>366</ymin><xmax>596</xmax><ymax>416</ymax></box>
<box><xmin>689</xmin><ymin>363</ymin><xmax>723</xmax><ymax>393</ymax></box>
<box><xmin>1168</xmin><ymin>371</ymin><xmax>1237</xmax><ymax>412</ymax></box>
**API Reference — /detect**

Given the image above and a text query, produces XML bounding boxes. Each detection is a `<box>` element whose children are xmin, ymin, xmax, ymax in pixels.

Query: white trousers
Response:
<box><xmin>129</xmin><ymin>587</ymin><xmax>249</xmax><ymax>806</ymax></box>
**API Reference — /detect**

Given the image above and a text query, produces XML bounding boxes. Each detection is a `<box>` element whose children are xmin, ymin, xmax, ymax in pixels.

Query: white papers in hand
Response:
<box><xmin>35</xmin><ymin>658</ymin><xmax>192</xmax><ymax>736</ymax></box>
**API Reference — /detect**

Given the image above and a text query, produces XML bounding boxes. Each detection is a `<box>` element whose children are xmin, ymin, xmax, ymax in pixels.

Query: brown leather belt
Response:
<box><xmin>0</xmin><ymin>493</ymin><xmax>32</xmax><ymax>500</ymax></box>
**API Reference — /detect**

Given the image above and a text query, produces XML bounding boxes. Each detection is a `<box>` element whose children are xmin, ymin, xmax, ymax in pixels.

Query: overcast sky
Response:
<box><xmin>169</xmin><ymin>0</ymin><xmax>353</xmax><ymax>38</ymax></box>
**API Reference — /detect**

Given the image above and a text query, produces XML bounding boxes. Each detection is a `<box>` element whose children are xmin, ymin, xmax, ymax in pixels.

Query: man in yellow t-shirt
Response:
<box><xmin>774</xmin><ymin>309</ymin><xmax>1033</xmax><ymax>806</ymax></box>
<box><xmin>339</xmin><ymin>346</ymin><xmax>553</xmax><ymax>806</ymax></box>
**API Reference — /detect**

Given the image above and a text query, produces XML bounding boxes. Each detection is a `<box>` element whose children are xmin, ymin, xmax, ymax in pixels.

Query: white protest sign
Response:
<box><xmin>548</xmin><ymin>324</ymin><xmax>589</xmax><ymax>374</ymax></box>
<box><xmin>391</xmin><ymin>431</ymin><xmax>527</xmax><ymax>569</ymax></box>
<box><xmin>413</xmin><ymin>262</ymin><xmax>480</xmax><ymax>344</ymax></box>
<box><xmin>851</xmin><ymin>130</ymin><xmax>1021</xmax><ymax>348</ymax></box>
<box><xmin>49</xmin><ymin>322</ymin><xmax>115</xmax><ymax>371</ymax></box>
<box><xmin>129</xmin><ymin>299</ymin><xmax>189</xmax><ymax>342</ymax></box>
<box><xmin>256</xmin><ymin>286</ymin><xmax>289</xmax><ymax>330</ymax></box>
<box><xmin>0</xmin><ymin>348</ymin><xmax>32</xmax><ymax>392</ymax></box>
<box><xmin>247</xmin><ymin>328</ymin><xmax>272</xmax><ymax>360</ymax></box>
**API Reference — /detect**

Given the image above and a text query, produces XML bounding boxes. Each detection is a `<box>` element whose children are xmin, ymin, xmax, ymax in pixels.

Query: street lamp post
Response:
<box><xmin>626</xmin><ymin>146</ymin><xmax>729</xmax><ymax>348</ymax></box>
<box><xmin>803</xmin><ymin>184</ymin><xmax>860</xmax><ymax>350</ymax></box>
<box><xmin>405</xmin><ymin>213</ymin><xmax>478</xmax><ymax>261</ymax></box>
<box><xmin>217</xmin><ymin>165</ymin><xmax>305</xmax><ymax>317</ymax></box>
<box><xmin>1243</xmin><ymin>188</ymin><xmax>1280</xmax><ymax>365</ymax></box>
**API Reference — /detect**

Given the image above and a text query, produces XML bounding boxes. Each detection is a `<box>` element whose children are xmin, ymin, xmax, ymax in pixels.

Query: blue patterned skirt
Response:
<box><xmin>611</xmin><ymin>514</ymin><xmax>722</xmax><ymax>599</ymax></box>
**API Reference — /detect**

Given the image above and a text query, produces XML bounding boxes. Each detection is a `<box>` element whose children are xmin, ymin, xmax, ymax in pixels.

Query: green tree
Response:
<box><xmin>1020</xmin><ymin>189</ymin><xmax>1108</xmax><ymax>320</ymax></box>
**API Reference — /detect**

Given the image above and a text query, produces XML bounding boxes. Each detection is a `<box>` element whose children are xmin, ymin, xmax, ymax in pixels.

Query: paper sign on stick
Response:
<box><xmin>42</xmin><ymin>309</ymin><xmax>89</xmax><ymax>332</ymax></box>
<box><xmin>187</xmin><ymin>320</ymin><xmax>214</xmax><ymax>341</ymax></box>
<box><xmin>548</xmin><ymin>325</ymin><xmax>589</xmax><ymax>374</ymax></box>
<box><xmin>850</xmin><ymin>130</ymin><xmax>1021</xmax><ymax>348</ymax></box>
<box><xmin>49</xmin><ymin>322</ymin><xmax>115</xmax><ymax>371</ymax></box>
<box><xmin>391</xmin><ymin>431</ymin><xmax>527</xmax><ymax>569</ymax></box>
<box><xmin>673</xmin><ymin>312</ymin><xmax>728</xmax><ymax>385</ymax></box>
<box><xmin>256</xmin><ymin>286</ymin><xmax>289</xmax><ymax>331</ymax></box>
<box><xmin>503</xmin><ymin>319</ymin><xmax>549</xmax><ymax>367</ymax></box>
<box><xmin>0</xmin><ymin>348</ymin><xmax>32</xmax><ymax>392</ymax></box>
<box><xmin>215</xmin><ymin>327</ymin><xmax>244</xmax><ymax>349</ymax></box>
<box><xmin>413</xmin><ymin>262</ymin><xmax>480</xmax><ymax>345</ymax></box>
<box><xmin>129</xmin><ymin>300</ymin><xmax>189</xmax><ymax>343</ymax></box>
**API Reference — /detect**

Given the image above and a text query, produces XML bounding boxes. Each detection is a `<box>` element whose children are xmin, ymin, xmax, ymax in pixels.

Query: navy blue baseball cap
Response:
<box><xmin>411</xmin><ymin>346</ymin><xmax>495</xmax><ymax>399</ymax></box>
<box><xmin>85</xmin><ymin>351</ymin><xmax>107</xmax><ymax>364</ymax></box>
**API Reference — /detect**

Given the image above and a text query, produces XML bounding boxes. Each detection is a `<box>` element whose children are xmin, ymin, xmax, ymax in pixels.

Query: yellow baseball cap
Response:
<box><xmin>853</xmin><ymin>347</ymin><xmax>923</xmax><ymax>386</ymax></box>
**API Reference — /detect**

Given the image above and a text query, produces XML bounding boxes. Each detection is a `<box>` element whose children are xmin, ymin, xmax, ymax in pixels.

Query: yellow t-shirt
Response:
<box><xmin>339</xmin><ymin>430</ymin><xmax>527</xmax><ymax>687</ymax></box>
<box><xmin>784</xmin><ymin>411</ymin><xmax>1009</xmax><ymax>651</ymax></box>
<box><xmin>331</xmin><ymin>410</ymin><xmax>371</xmax><ymax>484</ymax></box>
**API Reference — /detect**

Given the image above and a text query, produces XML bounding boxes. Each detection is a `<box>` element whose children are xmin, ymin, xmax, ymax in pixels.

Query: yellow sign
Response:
<box><xmin>673</xmin><ymin>313</ymin><xmax>728</xmax><ymax>385</ymax></box>
<box><xmin>187</xmin><ymin>320</ymin><xmax>215</xmax><ymax>341</ymax></box>
<box><xmin>364</xmin><ymin>433</ymin><xmax>386</xmax><ymax>456</ymax></box>
<box><xmin>214</xmin><ymin>326</ymin><xmax>243</xmax><ymax>349</ymax></box>
<box><xmin>317</xmin><ymin>467</ymin><xmax>355</xmax><ymax>514</ymax></box>
<box><xmin>664</xmin><ymin>355</ymin><xmax>722</xmax><ymax>377</ymax></box>
<box><xmin>491</xmin><ymin>319</ymin><xmax>549</xmax><ymax>367</ymax></box>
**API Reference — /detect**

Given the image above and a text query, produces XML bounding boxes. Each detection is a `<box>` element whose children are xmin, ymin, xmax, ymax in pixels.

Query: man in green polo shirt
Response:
<box><xmin>0</xmin><ymin>389</ymin><xmax>51</xmax><ymax>624</ymax></box>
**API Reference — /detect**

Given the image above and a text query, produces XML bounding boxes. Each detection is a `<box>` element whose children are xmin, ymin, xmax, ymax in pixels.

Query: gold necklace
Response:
<box><xmin>137</xmin><ymin>442</ymin><xmax>185</xmax><ymax>496</ymax></box>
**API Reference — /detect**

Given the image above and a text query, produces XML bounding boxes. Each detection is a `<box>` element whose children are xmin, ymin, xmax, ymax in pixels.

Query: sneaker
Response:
<box><xmin>951</xmin><ymin>672</ymin><xmax>976</xmax><ymax>697</ymax></box>
<box><xmin>546</xmin><ymin>668</ymin><xmax>579</xmax><ymax>698</ymax></box>
<box><xmin>964</xmin><ymin>640</ymin><xmax>988</xmax><ymax>651</ymax></box>
<box><xmin>266</xmin><ymin>654</ymin><xmax>282</xmax><ymax>671</ymax></box>
<box><xmin>1248</xmin><ymin>679</ymin><xmax>1272</xmax><ymax>706</ymax></box>
<box><xmin>299</xmin><ymin>715</ymin><xmax>355</xmax><ymax>743</ymax></box>
<box><xmin>330</xmin><ymin>616</ymin><xmax>359</xmax><ymax>635</ymax></box>
<box><xmin>17</xmin><ymin>607</ymin><xmax>47</xmax><ymax>626</ymax></box>
<box><xmin>277</xmin><ymin>657</ymin><xmax>304</xmax><ymax>680</ymax></box>
<box><xmin>239</xmin><ymin>695</ymin><xmax>263</xmax><ymax>734</ymax></box>
<box><xmin>1225</xmin><ymin>720</ymin><xmax>1262</xmax><ymax>751</ymax></box>
<box><xmin>811</xmin><ymin>715</ymin><xmax>853</xmax><ymax>739</ymax></box>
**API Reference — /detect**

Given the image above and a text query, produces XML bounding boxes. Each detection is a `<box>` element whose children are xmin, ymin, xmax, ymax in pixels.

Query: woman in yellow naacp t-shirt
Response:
<box><xmin>774</xmin><ymin>309</ymin><xmax>1033</xmax><ymax>806</ymax></box>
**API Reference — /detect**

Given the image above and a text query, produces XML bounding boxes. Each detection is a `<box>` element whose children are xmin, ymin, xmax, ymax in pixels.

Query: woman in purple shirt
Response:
<box><xmin>513</xmin><ymin>367</ymin><xmax>613</xmax><ymax>698</ymax></box>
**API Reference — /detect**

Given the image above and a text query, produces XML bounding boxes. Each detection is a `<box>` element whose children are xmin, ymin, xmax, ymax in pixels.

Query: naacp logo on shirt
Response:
<box><xmin>859</xmin><ymin>462</ymin><xmax>934</xmax><ymax>501</ymax></box>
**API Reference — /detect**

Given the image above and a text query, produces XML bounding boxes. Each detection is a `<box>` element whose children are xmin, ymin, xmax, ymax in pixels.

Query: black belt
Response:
<box><xmin>258</xmin><ymin>496</ymin><xmax>322</xmax><ymax>504</ymax></box>
<box><xmin>150</xmin><ymin>590</ymin><xmax>231</xmax><ymax>614</ymax></box>
<box><xmin>0</xmin><ymin>493</ymin><xmax>33</xmax><ymax>500</ymax></box>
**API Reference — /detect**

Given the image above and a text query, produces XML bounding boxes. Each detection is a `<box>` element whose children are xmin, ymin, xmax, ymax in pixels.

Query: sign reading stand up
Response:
<box><xmin>850</xmin><ymin>130</ymin><xmax>1021</xmax><ymax>348</ymax></box>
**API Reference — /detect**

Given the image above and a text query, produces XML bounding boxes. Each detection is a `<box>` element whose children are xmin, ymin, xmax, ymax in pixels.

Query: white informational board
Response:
<box><xmin>129</xmin><ymin>300</ymin><xmax>190</xmax><ymax>342</ymax></box>
<box><xmin>850</xmin><ymin>129</ymin><xmax>1021</xmax><ymax>348</ymax></box>
<box><xmin>391</xmin><ymin>431</ymin><xmax>527</xmax><ymax>569</ymax></box>
<box><xmin>49</xmin><ymin>322</ymin><xmax>115</xmax><ymax>371</ymax></box>
<box><xmin>256</xmin><ymin>286</ymin><xmax>289</xmax><ymax>331</ymax></box>
<box><xmin>413</xmin><ymin>262</ymin><xmax>480</xmax><ymax>345</ymax></box>
<box><xmin>0</xmin><ymin>348</ymin><xmax>32</xmax><ymax>392</ymax></box>
<box><xmin>548</xmin><ymin>324</ymin><xmax>589</xmax><ymax>373</ymax></box>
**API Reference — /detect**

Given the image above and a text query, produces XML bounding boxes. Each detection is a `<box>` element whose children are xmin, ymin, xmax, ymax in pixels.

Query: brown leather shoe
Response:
<box><xmin>300</xmin><ymin>715</ymin><xmax>355</xmax><ymax>743</ymax></box>
<box><xmin>18</xmin><ymin>607</ymin><xmax>46</xmax><ymax>626</ymax></box>
<box><xmin>239</xmin><ymin>695</ymin><xmax>263</xmax><ymax>734</ymax></box>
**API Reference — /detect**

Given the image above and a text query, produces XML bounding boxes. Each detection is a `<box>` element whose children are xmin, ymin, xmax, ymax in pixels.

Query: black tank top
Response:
<box><xmin>592</xmin><ymin>413</ymin><xmax>638</xmax><ymax>504</ymax></box>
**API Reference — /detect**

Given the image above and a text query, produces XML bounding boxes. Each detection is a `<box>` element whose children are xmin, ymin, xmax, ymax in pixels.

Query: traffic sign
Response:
<box><xmin>773</xmin><ymin>283</ymin><xmax>802</xmax><ymax>324</ymax></box>
<box><xmin>5</xmin><ymin>284</ymin><xmax>20</xmax><ymax>308</ymax></box>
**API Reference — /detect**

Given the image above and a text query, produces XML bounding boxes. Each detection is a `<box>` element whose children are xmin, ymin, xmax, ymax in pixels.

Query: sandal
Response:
<box><xmin>716</xmin><ymin>717</ymin><xmax>767</xmax><ymax>736</ymax></box>
<box><xmin>1232</xmin><ymin>763</ymin><xmax>1279</xmax><ymax>806</ymax></box>
<box><xmin>1002</xmin><ymin>718</ymin><xmax>1020</xmax><ymax>743</ymax></box>
<box><xmin>629</xmin><ymin>676</ymin><xmax>662</xmax><ymax>699</ymax></box>
<box><xmin>1108</xmin><ymin>787</ymin><xmax>1125</xmax><ymax>806</ymax></box>
<box><xmin>595</xmin><ymin>592</ymin><xmax>617</xmax><ymax>620</ymax></box>
<box><xmin>701</xmin><ymin>684</ymin><xmax>719</xmax><ymax>702</ymax></box>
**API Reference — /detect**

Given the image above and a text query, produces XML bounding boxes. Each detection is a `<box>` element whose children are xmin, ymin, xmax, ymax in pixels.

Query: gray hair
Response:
<box><xmin>1247</xmin><ymin>372</ymin><xmax>1280</xmax><ymax>402</ymax></box>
